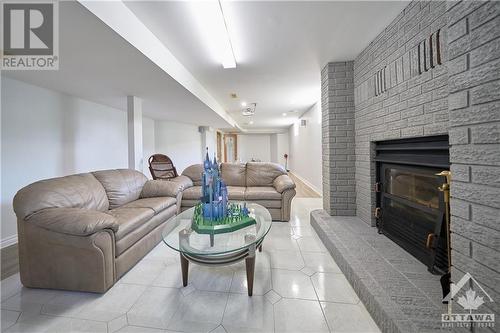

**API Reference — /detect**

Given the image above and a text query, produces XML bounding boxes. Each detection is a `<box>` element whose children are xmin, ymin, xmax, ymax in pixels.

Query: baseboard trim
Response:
<box><xmin>1</xmin><ymin>234</ymin><xmax>18</xmax><ymax>249</ymax></box>
<box><xmin>288</xmin><ymin>172</ymin><xmax>322</xmax><ymax>196</ymax></box>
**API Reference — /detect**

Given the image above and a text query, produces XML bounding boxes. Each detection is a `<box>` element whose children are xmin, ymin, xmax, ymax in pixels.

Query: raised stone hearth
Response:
<box><xmin>311</xmin><ymin>210</ymin><xmax>468</xmax><ymax>333</ymax></box>
<box><xmin>321</xmin><ymin>2</ymin><xmax>500</xmax><ymax>332</ymax></box>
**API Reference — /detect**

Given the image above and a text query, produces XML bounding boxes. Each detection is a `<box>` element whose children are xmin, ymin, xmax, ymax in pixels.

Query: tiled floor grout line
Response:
<box><xmin>299</xmin><ymin>224</ymin><xmax>331</xmax><ymax>331</ymax></box>
<box><xmin>295</xmin><ymin>213</ymin><xmax>334</xmax><ymax>333</ymax></box>
<box><xmin>1</xmin><ymin>199</ymin><xmax>381</xmax><ymax>333</ymax></box>
<box><xmin>219</xmin><ymin>273</ymin><xmax>233</xmax><ymax>328</ymax></box>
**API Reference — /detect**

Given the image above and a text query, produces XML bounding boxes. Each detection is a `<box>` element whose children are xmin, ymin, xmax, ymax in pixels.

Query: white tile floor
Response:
<box><xmin>0</xmin><ymin>198</ymin><xmax>380</xmax><ymax>333</ymax></box>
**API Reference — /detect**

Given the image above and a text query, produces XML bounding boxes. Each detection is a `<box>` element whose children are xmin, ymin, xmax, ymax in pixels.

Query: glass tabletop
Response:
<box><xmin>162</xmin><ymin>202</ymin><xmax>272</xmax><ymax>256</ymax></box>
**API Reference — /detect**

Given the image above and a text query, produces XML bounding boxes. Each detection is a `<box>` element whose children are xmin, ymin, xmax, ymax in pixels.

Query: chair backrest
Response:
<box><xmin>148</xmin><ymin>154</ymin><xmax>178</xmax><ymax>180</ymax></box>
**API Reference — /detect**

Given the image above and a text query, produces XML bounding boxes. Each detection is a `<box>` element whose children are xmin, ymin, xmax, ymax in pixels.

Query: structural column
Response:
<box><xmin>127</xmin><ymin>96</ymin><xmax>143</xmax><ymax>171</ymax></box>
<box><xmin>199</xmin><ymin>126</ymin><xmax>215</xmax><ymax>159</ymax></box>
<box><xmin>321</xmin><ymin>62</ymin><xmax>356</xmax><ymax>216</ymax></box>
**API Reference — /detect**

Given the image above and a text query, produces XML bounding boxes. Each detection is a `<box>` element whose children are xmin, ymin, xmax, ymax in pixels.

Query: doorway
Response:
<box><xmin>224</xmin><ymin>134</ymin><xmax>237</xmax><ymax>162</ymax></box>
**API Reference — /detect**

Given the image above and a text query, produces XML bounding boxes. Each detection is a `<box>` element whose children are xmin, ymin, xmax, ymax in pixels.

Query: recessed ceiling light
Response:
<box><xmin>241</xmin><ymin>101</ymin><xmax>247</xmax><ymax>107</ymax></box>
<box><xmin>249</xmin><ymin>120</ymin><xmax>254</xmax><ymax>125</ymax></box>
<box><xmin>282</xmin><ymin>113</ymin><xmax>287</xmax><ymax>116</ymax></box>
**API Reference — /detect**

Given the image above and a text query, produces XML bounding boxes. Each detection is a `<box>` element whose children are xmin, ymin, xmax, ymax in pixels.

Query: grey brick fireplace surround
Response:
<box><xmin>314</xmin><ymin>1</ymin><xmax>500</xmax><ymax>332</ymax></box>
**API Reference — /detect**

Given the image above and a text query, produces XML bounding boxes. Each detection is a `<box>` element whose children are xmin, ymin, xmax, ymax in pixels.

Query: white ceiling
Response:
<box><xmin>3</xmin><ymin>1</ymin><xmax>408</xmax><ymax>131</ymax></box>
<box><xmin>125</xmin><ymin>1</ymin><xmax>408</xmax><ymax>130</ymax></box>
<box><xmin>2</xmin><ymin>1</ymin><xmax>234</xmax><ymax>128</ymax></box>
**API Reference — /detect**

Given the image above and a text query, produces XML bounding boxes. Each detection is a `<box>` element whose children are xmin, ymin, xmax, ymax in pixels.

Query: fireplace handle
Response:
<box><xmin>426</xmin><ymin>233</ymin><xmax>435</xmax><ymax>249</ymax></box>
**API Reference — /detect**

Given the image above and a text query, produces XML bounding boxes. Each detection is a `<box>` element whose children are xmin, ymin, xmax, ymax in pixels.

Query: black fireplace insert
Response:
<box><xmin>374</xmin><ymin>135</ymin><xmax>450</xmax><ymax>273</ymax></box>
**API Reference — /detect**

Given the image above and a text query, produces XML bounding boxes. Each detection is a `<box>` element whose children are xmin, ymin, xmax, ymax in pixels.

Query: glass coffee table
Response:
<box><xmin>162</xmin><ymin>202</ymin><xmax>272</xmax><ymax>296</ymax></box>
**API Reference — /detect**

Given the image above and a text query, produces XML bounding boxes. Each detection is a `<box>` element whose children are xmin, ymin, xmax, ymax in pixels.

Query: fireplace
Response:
<box><xmin>374</xmin><ymin>135</ymin><xmax>450</xmax><ymax>273</ymax></box>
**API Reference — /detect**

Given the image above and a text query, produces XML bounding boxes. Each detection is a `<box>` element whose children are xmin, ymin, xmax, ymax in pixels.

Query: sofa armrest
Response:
<box><xmin>18</xmin><ymin>220</ymin><xmax>116</xmax><ymax>292</ymax></box>
<box><xmin>26</xmin><ymin>208</ymin><xmax>118</xmax><ymax>236</ymax></box>
<box><xmin>273</xmin><ymin>175</ymin><xmax>296</xmax><ymax>193</ymax></box>
<box><xmin>141</xmin><ymin>180</ymin><xmax>183</xmax><ymax>198</ymax></box>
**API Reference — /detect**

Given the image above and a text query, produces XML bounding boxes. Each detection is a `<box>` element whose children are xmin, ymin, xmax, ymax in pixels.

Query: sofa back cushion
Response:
<box><xmin>221</xmin><ymin>163</ymin><xmax>246</xmax><ymax>187</ymax></box>
<box><xmin>13</xmin><ymin>173</ymin><xmax>109</xmax><ymax>220</ymax></box>
<box><xmin>246</xmin><ymin>162</ymin><xmax>286</xmax><ymax>187</ymax></box>
<box><xmin>92</xmin><ymin>169</ymin><xmax>148</xmax><ymax>209</ymax></box>
<box><xmin>182</xmin><ymin>164</ymin><xmax>204</xmax><ymax>186</ymax></box>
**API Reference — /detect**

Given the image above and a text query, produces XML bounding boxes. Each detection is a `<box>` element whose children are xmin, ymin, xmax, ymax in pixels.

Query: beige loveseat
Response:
<box><xmin>180</xmin><ymin>162</ymin><xmax>296</xmax><ymax>221</ymax></box>
<box><xmin>13</xmin><ymin>169</ymin><xmax>183</xmax><ymax>293</ymax></box>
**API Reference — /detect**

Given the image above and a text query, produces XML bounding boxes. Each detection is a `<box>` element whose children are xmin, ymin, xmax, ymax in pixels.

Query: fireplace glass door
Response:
<box><xmin>379</xmin><ymin>163</ymin><xmax>447</xmax><ymax>271</ymax></box>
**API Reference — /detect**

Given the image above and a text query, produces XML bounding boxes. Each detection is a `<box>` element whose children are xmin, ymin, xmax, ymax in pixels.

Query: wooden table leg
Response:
<box><xmin>180</xmin><ymin>253</ymin><xmax>189</xmax><ymax>287</ymax></box>
<box><xmin>245</xmin><ymin>256</ymin><xmax>255</xmax><ymax>296</ymax></box>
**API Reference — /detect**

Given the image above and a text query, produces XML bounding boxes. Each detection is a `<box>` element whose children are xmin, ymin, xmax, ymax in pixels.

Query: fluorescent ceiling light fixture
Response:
<box><xmin>78</xmin><ymin>0</ymin><xmax>239</xmax><ymax>128</ymax></box>
<box><xmin>241</xmin><ymin>101</ymin><xmax>247</xmax><ymax>107</ymax></box>
<box><xmin>249</xmin><ymin>120</ymin><xmax>254</xmax><ymax>125</ymax></box>
<box><xmin>191</xmin><ymin>0</ymin><xmax>236</xmax><ymax>69</ymax></box>
<box><xmin>282</xmin><ymin>113</ymin><xmax>287</xmax><ymax>116</ymax></box>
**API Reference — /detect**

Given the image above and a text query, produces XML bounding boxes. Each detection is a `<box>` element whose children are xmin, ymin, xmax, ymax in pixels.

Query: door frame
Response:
<box><xmin>216</xmin><ymin>131</ymin><xmax>222</xmax><ymax>162</ymax></box>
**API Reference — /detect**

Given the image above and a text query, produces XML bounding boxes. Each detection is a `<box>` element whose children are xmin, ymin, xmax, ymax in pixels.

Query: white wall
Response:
<box><xmin>276</xmin><ymin>133</ymin><xmax>289</xmax><ymax>168</ymax></box>
<box><xmin>154</xmin><ymin>121</ymin><xmax>202</xmax><ymax>174</ymax></box>
<box><xmin>270</xmin><ymin>133</ymin><xmax>289</xmax><ymax>168</ymax></box>
<box><xmin>142</xmin><ymin>117</ymin><xmax>156</xmax><ymax>177</ymax></box>
<box><xmin>288</xmin><ymin>102</ymin><xmax>322</xmax><ymax>193</ymax></box>
<box><xmin>1</xmin><ymin>77</ymin><xmax>144</xmax><ymax>245</ymax></box>
<box><xmin>270</xmin><ymin>134</ymin><xmax>278</xmax><ymax>164</ymax></box>
<box><xmin>0</xmin><ymin>77</ymin><xmax>206</xmax><ymax>246</ymax></box>
<box><xmin>237</xmin><ymin>134</ymin><xmax>271</xmax><ymax>163</ymax></box>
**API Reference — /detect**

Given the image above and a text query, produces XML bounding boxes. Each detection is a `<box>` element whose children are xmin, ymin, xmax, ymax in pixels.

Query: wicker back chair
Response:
<box><xmin>148</xmin><ymin>154</ymin><xmax>178</xmax><ymax>180</ymax></box>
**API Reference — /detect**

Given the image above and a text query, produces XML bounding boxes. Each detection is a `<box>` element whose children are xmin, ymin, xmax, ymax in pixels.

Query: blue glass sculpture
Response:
<box><xmin>192</xmin><ymin>148</ymin><xmax>255</xmax><ymax>238</ymax></box>
<box><xmin>200</xmin><ymin>148</ymin><xmax>228</xmax><ymax>221</ymax></box>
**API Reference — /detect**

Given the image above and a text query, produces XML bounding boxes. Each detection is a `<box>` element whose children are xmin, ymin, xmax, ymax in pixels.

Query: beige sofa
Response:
<box><xmin>180</xmin><ymin>162</ymin><xmax>296</xmax><ymax>221</ymax></box>
<box><xmin>13</xmin><ymin>169</ymin><xmax>184</xmax><ymax>293</ymax></box>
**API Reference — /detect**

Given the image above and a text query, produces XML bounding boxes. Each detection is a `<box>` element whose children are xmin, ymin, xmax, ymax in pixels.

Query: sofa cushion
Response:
<box><xmin>182</xmin><ymin>164</ymin><xmax>204</xmax><ymax>186</ymax></box>
<box><xmin>93</xmin><ymin>169</ymin><xmax>148</xmax><ymax>209</ymax></box>
<box><xmin>13</xmin><ymin>173</ymin><xmax>109</xmax><ymax>220</ymax></box>
<box><xmin>107</xmin><ymin>207</ymin><xmax>154</xmax><ymax>240</ymax></box>
<box><xmin>245</xmin><ymin>187</ymin><xmax>282</xmax><ymax>200</ymax></box>
<box><xmin>227</xmin><ymin>186</ymin><xmax>245</xmax><ymax>200</ymax></box>
<box><xmin>246</xmin><ymin>162</ymin><xmax>286</xmax><ymax>187</ymax></box>
<box><xmin>221</xmin><ymin>163</ymin><xmax>246</xmax><ymax>187</ymax></box>
<box><xmin>246</xmin><ymin>200</ymin><xmax>282</xmax><ymax>209</ymax></box>
<box><xmin>115</xmin><ymin>205</ymin><xmax>176</xmax><ymax>255</ymax></box>
<box><xmin>182</xmin><ymin>186</ymin><xmax>202</xmax><ymax>200</ymax></box>
<box><xmin>121</xmin><ymin>197</ymin><xmax>176</xmax><ymax>214</ymax></box>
